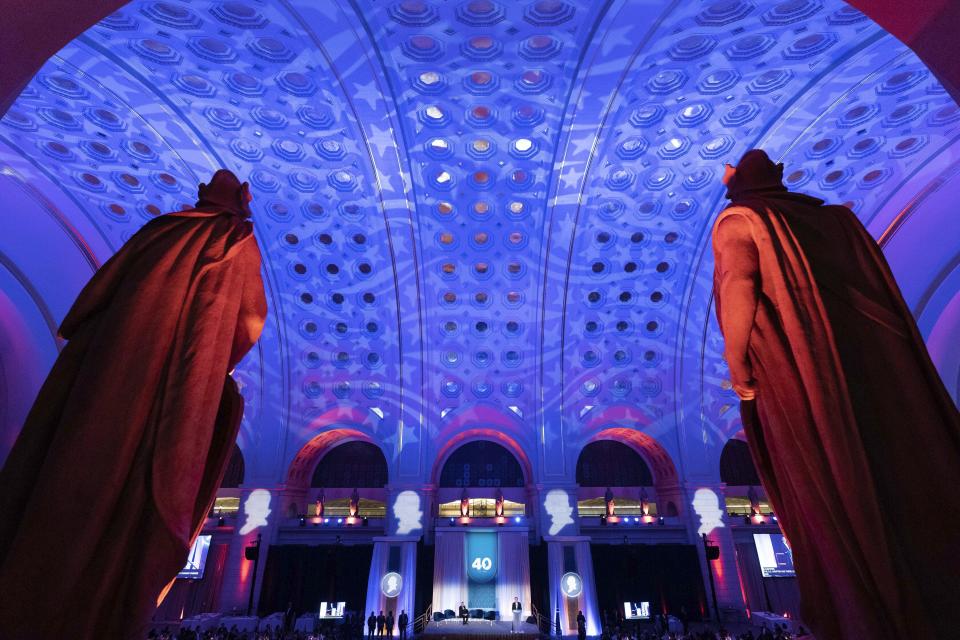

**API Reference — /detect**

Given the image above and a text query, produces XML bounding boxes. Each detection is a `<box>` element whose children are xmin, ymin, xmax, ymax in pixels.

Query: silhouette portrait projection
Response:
<box><xmin>240</xmin><ymin>489</ymin><xmax>272</xmax><ymax>536</ymax></box>
<box><xmin>561</xmin><ymin>572</ymin><xmax>582</xmax><ymax>598</ymax></box>
<box><xmin>544</xmin><ymin>489</ymin><xmax>574</xmax><ymax>535</ymax></box>
<box><xmin>392</xmin><ymin>490</ymin><xmax>423</xmax><ymax>536</ymax></box>
<box><xmin>381</xmin><ymin>572</ymin><xmax>403</xmax><ymax>597</ymax></box>
<box><xmin>692</xmin><ymin>488</ymin><xmax>724</xmax><ymax>536</ymax></box>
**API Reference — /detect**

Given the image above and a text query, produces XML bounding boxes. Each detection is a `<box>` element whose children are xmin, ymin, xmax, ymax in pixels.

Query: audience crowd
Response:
<box><xmin>148</xmin><ymin>610</ymin><xmax>810</xmax><ymax>640</ymax></box>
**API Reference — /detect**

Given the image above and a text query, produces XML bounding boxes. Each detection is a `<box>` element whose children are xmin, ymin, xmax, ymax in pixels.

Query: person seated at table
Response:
<box><xmin>459</xmin><ymin>602</ymin><xmax>469</xmax><ymax>625</ymax></box>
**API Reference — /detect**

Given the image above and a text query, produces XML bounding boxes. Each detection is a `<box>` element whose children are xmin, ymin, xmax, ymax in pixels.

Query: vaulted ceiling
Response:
<box><xmin>2</xmin><ymin>0</ymin><xmax>958</xmax><ymax>483</ymax></box>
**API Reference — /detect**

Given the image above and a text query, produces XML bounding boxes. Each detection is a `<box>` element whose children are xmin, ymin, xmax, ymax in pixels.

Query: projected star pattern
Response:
<box><xmin>1</xmin><ymin>0</ymin><xmax>958</xmax><ymax>482</ymax></box>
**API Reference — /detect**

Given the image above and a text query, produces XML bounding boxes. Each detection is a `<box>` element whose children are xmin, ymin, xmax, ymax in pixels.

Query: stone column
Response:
<box><xmin>682</xmin><ymin>482</ymin><xmax>747</xmax><ymax>622</ymax></box>
<box><xmin>219</xmin><ymin>484</ymin><xmax>284</xmax><ymax>615</ymax></box>
<box><xmin>545</xmin><ymin>537</ymin><xmax>600</xmax><ymax>638</ymax></box>
<box><xmin>364</xmin><ymin>536</ymin><xmax>419</xmax><ymax>635</ymax></box>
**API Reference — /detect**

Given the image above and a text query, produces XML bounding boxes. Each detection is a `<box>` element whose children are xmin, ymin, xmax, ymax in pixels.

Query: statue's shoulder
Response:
<box><xmin>716</xmin><ymin>204</ymin><xmax>763</xmax><ymax>225</ymax></box>
<box><xmin>712</xmin><ymin>206</ymin><xmax>761</xmax><ymax>244</ymax></box>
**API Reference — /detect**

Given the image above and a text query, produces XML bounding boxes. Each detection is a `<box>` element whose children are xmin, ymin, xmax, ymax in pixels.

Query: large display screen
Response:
<box><xmin>754</xmin><ymin>533</ymin><xmax>795</xmax><ymax>578</ymax></box>
<box><xmin>623</xmin><ymin>602</ymin><xmax>650</xmax><ymax>620</ymax></box>
<box><xmin>177</xmin><ymin>535</ymin><xmax>212</xmax><ymax>580</ymax></box>
<box><xmin>319</xmin><ymin>602</ymin><xmax>346</xmax><ymax>619</ymax></box>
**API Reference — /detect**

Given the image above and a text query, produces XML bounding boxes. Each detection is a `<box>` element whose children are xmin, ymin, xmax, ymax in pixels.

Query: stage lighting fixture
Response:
<box><xmin>658</xmin><ymin>517</ymin><xmax>665</xmax><ymax>526</ymax></box>
<box><xmin>600</xmin><ymin>515</ymin><xmax>607</xmax><ymax>526</ymax></box>
<box><xmin>449</xmin><ymin>517</ymin><xmax>455</xmax><ymax>525</ymax></box>
<box><xmin>514</xmin><ymin>516</ymin><xmax>521</xmax><ymax>523</ymax></box>
<box><xmin>217</xmin><ymin>516</ymin><xmax>226</xmax><ymax>527</ymax></box>
<box><xmin>323</xmin><ymin>518</ymin><xmax>330</xmax><ymax>524</ymax></box>
<box><xmin>744</xmin><ymin>515</ymin><xmax>751</xmax><ymax>524</ymax></box>
<box><xmin>337</xmin><ymin>518</ymin><xmax>343</xmax><ymax>524</ymax></box>
<box><xmin>362</xmin><ymin>517</ymin><xmax>369</xmax><ymax>527</ymax></box>
<box><xmin>299</xmin><ymin>516</ymin><xmax>306</xmax><ymax>527</ymax></box>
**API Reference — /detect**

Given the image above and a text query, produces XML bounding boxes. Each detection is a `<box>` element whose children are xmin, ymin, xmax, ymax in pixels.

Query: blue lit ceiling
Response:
<box><xmin>2</xmin><ymin>0</ymin><xmax>958</xmax><ymax>484</ymax></box>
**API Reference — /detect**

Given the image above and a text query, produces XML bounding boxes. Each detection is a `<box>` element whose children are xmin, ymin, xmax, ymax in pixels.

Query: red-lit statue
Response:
<box><xmin>0</xmin><ymin>170</ymin><xmax>267</xmax><ymax>640</ymax></box>
<box><xmin>712</xmin><ymin>149</ymin><xmax>960</xmax><ymax>640</ymax></box>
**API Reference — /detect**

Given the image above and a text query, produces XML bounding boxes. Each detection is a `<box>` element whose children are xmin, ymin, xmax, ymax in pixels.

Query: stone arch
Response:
<box><xmin>430</xmin><ymin>427</ymin><xmax>534</xmax><ymax>488</ymax></box>
<box><xmin>286</xmin><ymin>422</ymin><xmax>387</xmax><ymax>491</ymax></box>
<box><xmin>220</xmin><ymin>444</ymin><xmax>245</xmax><ymax>488</ymax></box>
<box><xmin>719</xmin><ymin>438</ymin><xmax>761</xmax><ymax>487</ymax></box>
<box><xmin>310</xmin><ymin>440</ymin><xmax>388</xmax><ymax>488</ymax></box>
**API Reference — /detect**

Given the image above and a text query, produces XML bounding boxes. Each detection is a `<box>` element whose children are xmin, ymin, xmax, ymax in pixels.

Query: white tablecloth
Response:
<box><xmin>219</xmin><ymin>616</ymin><xmax>258</xmax><ymax>633</ymax></box>
<box><xmin>752</xmin><ymin>611</ymin><xmax>797</xmax><ymax>632</ymax></box>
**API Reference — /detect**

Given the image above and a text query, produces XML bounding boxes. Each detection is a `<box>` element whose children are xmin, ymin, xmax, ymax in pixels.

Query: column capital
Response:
<box><xmin>542</xmin><ymin>535</ymin><xmax>591</xmax><ymax>543</ymax></box>
<box><xmin>372</xmin><ymin>535</ymin><xmax>422</xmax><ymax>544</ymax></box>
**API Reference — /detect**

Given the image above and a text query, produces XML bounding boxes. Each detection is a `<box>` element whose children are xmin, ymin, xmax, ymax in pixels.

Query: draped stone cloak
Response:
<box><xmin>0</xmin><ymin>206</ymin><xmax>267</xmax><ymax>639</ymax></box>
<box><xmin>713</xmin><ymin>192</ymin><xmax>960</xmax><ymax>640</ymax></box>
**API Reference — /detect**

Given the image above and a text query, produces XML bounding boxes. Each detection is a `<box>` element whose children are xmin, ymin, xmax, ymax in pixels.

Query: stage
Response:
<box><xmin>422</xmin><ymin>619</ymin><xmax>542</xmax><ymax>640</ymax></box>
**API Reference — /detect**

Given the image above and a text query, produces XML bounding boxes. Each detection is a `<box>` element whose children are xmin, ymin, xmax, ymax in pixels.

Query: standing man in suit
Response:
<box><xmin>398</xmin><ymin>610</ymin><xmax>409</xmax><ymax>640</ymax></box>
<box><xmin>367</xmin><ymin>611</ymin><xmax>376</xmax><ymax>640</ymax></box>
<box><xmin>459</xmin><ymin>602</ymin><xmax>469</xmax><ymax>625</ymax></box>
<box><xmin>386</xmin><ymin>611</ymin><xmax>395</xmax><ymax>637</ymax></box>
<box><xmin>576</xmin><ymin>611</ymin><xmax>586</xmax><ymax>640</ymax></box>
<box><xmin>377</xmin><ymin>610</ymin><xmax>386</xmax><ymax>637</ymax></box>
<box><xmin>511</xmin><ymin>597</ymin><xmax>523</xmax><ymax>633</ymax></box>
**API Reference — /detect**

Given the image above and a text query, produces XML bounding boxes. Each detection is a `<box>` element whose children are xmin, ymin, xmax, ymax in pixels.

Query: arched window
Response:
<box><xmin>439</xmin><ymin>440</ymin><xmax>525</xmax><ymax>487</ymax></box>
<box><xmin>720</xmin><ymin>439</ymin><xmax>761</xmax><ymax>486</ymax></box>
<box><xmin>311</xmin><ymin>441</ymin><xmax>388</xmax><ymax>488</ymax></box>
<box><xmin>221</xmin><ymin>444</ymin><xmax>245</xmax><ymax>488</ymax></box>
<box><xmin>576</xmin><ymin>440</ymin><xmax>653</xmax><ymax>486</ymax></box>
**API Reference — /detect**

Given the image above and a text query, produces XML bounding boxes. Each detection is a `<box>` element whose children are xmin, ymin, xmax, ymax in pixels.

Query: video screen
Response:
<box><xmin>177</xmin><ymin>535</ymin><xmax>212</xmax><ymax>580</ymax></box>
<box><xmin>319</xmin><ymin>602</ymin><xmax>346</xmax><ymax>619</ymax></box>
<box><xmin>754</xmin><ymin>533</ymin><xmax>795</xmax><ymax>578</ymax></box>
<box><xmin>623</xmin><ymin>602</ymin><xmax>650</xmax><ymax>619</ymax></box>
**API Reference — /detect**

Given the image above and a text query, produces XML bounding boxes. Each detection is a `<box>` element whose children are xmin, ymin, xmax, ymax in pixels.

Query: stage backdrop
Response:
<box><xmin>432</xmin><ymin>529</ymin><xmax>531</xmax><ymax>619</ymax></box>
<box><xmin>590</xmin><ymin>544</ymin><xmax>706</xmax><ymax>622</ymax></box>
<box><xmin>258</xmin><ymin>544</ymin><xmax>372</xmax><ymax>617</ymax></box>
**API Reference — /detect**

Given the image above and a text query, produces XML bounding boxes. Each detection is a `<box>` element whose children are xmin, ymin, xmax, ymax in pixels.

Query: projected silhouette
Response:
<box><xmin>544</xmin><ymin>489</ymin><xmax>574</xmax><ymax>535</ymax></box>
<box><xmin>393</xmin><ymin>490</ymin><xmax>423</xmax><ymax>535</ymax></box>
<box><xmin>381</xmin><ymin>572</ymin><xmax>403</xmax><ymax>597</ymax></box>
<box><xmin>240</xmin><ymin>489</ymin><xmax>271</xmax><ymax>535</ymax></box>
<box><xmin>561</xmin><ymin>572</ymin><xmax>582</xmax><ymax>597</ymax></box>
<box><xmin>692</xmin><ymin>488</ymin><xmax>724</xmax><ymax>536</ymax></box>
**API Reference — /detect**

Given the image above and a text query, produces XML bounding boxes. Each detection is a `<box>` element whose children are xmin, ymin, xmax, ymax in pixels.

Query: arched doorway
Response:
<box><xmin>720</xmin><ymin>439</ymin><xmax>771</xmax><ymax>519</ymax></box>
<box><xmin>309</xmin><ymin>441</ymin><xmax>389</xmax><ymax>519</ymax></box>
<box><xmin>436</xmin><ymin>440</ymin><xmax>527</xmax><ymax>518</ymax></box>
<box><xmin>576</xmin><ymin>440</ymin><xmax>657</xmax><ymax>519</ymax></box>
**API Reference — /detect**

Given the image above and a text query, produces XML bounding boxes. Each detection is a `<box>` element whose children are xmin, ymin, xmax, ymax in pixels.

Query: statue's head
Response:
<box><xmin>723</xmin><ymin>148</ymin><xmax>786</xmax><ymax>200</ymax></box>
<box><xmin>197</xmin><ymin>169</ymin><xmax>252</xmax><ymax>218</ymax></box>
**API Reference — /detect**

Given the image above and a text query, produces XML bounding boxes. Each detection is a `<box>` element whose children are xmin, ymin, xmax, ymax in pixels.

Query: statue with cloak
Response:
<box><xmin>712</xmin><ymin>149</ymin><xmax>960</xmax><ymax>640</ymax></box>
<box><xmin>0</xmin><ymin>170</ymin><xmax>267</xmax><ymax>639</ymax></box>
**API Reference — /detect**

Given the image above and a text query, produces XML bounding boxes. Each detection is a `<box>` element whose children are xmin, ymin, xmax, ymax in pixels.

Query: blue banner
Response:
<box><xmin>466</xmin><ymin>531</ymin><xmax>497</xmax><ymax>583</ymax></box>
